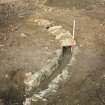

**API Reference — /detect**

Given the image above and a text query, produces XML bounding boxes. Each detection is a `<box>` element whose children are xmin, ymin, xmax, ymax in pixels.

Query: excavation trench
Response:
<box><xmin>0</xmin><ymin>14</ymin><xmax>73</xmax><ymax>104</ymax></box>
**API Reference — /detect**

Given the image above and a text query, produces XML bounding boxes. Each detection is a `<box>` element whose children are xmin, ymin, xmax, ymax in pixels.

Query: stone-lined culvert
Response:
<box><xmin>23</xmin><ymin>18</ymin><xmax>76</xmax><ymax>105</ymax></box>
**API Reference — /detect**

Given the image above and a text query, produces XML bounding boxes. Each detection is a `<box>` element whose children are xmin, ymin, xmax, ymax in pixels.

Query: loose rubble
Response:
<box><xmin>30</xmin><ymin>18</ymin><xmax>76</xmax><ymax>47</ymax></box>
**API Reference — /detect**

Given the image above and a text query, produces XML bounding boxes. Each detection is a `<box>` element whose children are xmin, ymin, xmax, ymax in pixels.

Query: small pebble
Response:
<box><xmin>21</xmin><ymin>33</ymin><xmax>27</xmax><ymax>37</ymax></box>
<box><xmin>0</xmin><ymin>44</ymin><xmax>4</xmax><ymax>47</ymax></box>
<box><xmin>5</xmin><ymin>74</ymin><xmax>9</xmax><ymax>78</ymax></box>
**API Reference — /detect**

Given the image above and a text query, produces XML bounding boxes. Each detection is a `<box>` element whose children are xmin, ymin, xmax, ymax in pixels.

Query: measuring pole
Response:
<box><xmin>73</xmin><ymin>19</ymin><xmax>76</xmax><ymax>39</ymax></box>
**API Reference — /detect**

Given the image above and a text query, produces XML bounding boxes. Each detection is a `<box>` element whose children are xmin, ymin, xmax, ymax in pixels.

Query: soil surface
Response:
<box><xmin>0</xmin><ymin>0</ymin><xmax>105</xmax><ymax>105</ymax></box>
